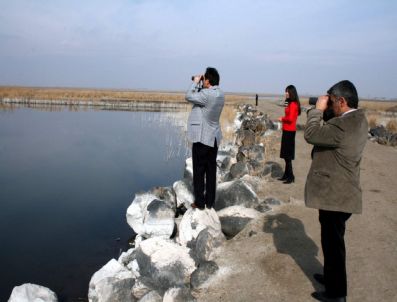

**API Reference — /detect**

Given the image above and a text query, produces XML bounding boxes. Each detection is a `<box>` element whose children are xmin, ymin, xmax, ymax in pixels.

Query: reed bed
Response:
<box><xmin>0</xmin><ymin>86</ymin><xmax>252</xmax><ymax>105</ymax></box>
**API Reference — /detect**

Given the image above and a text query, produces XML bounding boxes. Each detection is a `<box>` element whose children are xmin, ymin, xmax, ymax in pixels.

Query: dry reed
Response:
<box><xmin>367</xmin><ymin>115</ymin><xmax>378</xmax><ymax>128</ymax></box>
<box><xmin>220</xmin><ymin>105</ymin><xmax>237</xmax><ymax>143</ymax></box>
<box><xmin>386</xmin><ymin>120</ymin><xmax>397</xmax><ymax>133</ymax></box>
<box><xmin>0</xmin><ymin>86</ymin><xmax>252</xmax><ymax>105</ymax></box>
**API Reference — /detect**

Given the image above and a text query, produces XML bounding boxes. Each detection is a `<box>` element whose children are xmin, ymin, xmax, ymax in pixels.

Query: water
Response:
<box><xmin>0</xmin><ymin>105</ymin><xmax>189</xmax><ymax>301</ymax></box>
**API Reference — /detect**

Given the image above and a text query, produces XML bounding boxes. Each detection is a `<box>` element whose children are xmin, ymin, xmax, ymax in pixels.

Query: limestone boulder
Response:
<box><xmin>126</xmin><ymin>193</ymin><xmax>175</xmax><ymax>239</ymax></box>
<box><xmin>216</xmin><ymin>150</ymin><xmax>233</xmax><ymax>171</ymax></box>
<box><xmin>8</xmin><ymin>284</ymin><xmax>57</xmax><ymax>302</ymax></box>
<box><xmin>262</xmin><ymin>161</ymin><xmax>284</xmax><ymax>178</ymax></box>
<box><xmin>229</xmin><ymin>161</ymin><xmax>250</xmax><ymax>179</ymax></box>
<box><xmin>163</xmin><ymin>287</ymin><xmax>196</xmax><ymax>302</ymax></box>
<box><xmin>137</xmin><ymin>290</ymin><xmax>162</xmax><ymax>302</ymax></box>
<box><xmin>135</xmin><ymin>238</ymin><xmax>196</xmax><ymax>291</ymax></box>
<box><xmin>178</xmin><ymin>208</ymin><xmax>223</xmax><ymax>247</ymax></box>
<box><xmin>88</xmin><ymin>259</ymin><xmax>135</xmax><ymax>302</ymax></box>
<box><xmin>173</xmin><ymin>179</ymin><xmax>194</xmax><ymax>208</ymax></box>
<box><xmin>217</xmin><ymin>206</ymin><xmax>261</xmax><ymax>238</ymax></box>
<box><xmin>214</xmin><ymin>179</ymin><xmax>259</xmax><ymax>211</ymax></box>
<box><xmin>192</xmin><ymin>228</ymin><xmax>225</xmax><ymax>264</ymax></box>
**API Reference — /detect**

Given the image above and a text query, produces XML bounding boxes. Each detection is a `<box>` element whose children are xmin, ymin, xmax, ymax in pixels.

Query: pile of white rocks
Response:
<box><xmin>8</xmin><ymin>104</ymin><xmax>286</xmax><ymax>302</ymax></box>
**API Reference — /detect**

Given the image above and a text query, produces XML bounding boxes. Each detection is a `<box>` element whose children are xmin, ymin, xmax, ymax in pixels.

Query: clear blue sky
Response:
<box><xmin>1</xmin><ymin>0</ymin><xmax>396</xmax><ymax>98</ymax></box>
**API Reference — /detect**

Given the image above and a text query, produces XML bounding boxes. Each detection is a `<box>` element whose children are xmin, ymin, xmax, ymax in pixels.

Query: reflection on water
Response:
<box><xmin>0</xmin><ymin>105</ymin><xmax>189</xmax><ymax>301</ymax></box>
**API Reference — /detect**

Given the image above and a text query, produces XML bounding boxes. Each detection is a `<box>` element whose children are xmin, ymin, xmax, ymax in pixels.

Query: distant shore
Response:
<box><xmin>1</xmin><ymin>86</ymin><xmax>396</xmax><ymax>112</ymax></box>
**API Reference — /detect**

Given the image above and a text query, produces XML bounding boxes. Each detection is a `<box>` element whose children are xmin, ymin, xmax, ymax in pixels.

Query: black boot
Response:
<box><xmin>278</xmin><ymin>174</ymin><xmax>288</xmax><ymax>181</ymax></box>
<box><xmin>283</xmin><ymin>160</ymin><xmax>294</xmax><ymax>183</ymax></box>
<box><xmin>283</xmin><ymin>176</ymin><xmax>295</xmax><ymax>184</ymax></box>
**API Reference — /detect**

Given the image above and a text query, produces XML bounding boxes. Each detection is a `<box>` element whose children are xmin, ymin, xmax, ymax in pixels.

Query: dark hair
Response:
<box><xmin>204</xmin><ymin>67</ymin><xmax>220</xmax><ymax>86</ymax></box>
<box><xmin>285</xmin><ymin>85</ymin><xmax>301</xmax><ymax>115</ymax></box>
<box><xmin>327</xmin><ymin>80</ymin><xmax>359</xmax><ymax>109</ymax></box>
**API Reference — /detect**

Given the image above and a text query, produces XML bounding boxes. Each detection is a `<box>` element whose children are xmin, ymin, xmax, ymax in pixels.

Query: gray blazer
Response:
<box><xmin>185</xmin><ymin>83</ymin><xmax>225</xmax><ymax>147</ymax></box>
<box><xmin>304</xmin><ymin>109</ymin><xmax>368</xmax><ymax>214</ymax></box>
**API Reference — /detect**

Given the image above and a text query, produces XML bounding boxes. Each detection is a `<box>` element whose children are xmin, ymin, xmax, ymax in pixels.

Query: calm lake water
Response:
<box><xmin>0</xmin><ymin>105</ymin><xmax>189</xmax><ymax>301</ymax></box>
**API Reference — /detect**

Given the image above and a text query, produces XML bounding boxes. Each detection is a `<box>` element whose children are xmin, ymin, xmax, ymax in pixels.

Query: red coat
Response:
<box><xmin>281</xmin><ymin>101</ymin><xmax>299</xmax><ymax>131</ymax></box>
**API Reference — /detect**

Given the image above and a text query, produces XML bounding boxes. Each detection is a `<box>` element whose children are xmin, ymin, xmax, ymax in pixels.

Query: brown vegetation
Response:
<box><xmin>220</xmin><ymin>105</ymin><xmax>237</xmax><ymax>142</ymax></box>
<box><xmin>386</xmin><ymin>120</ymin><xmax>397</xmax><ymax>133</ymax></box>
<box><xmin>0</xmin><ymin>86</ymin><xmax>252</xmax><ymax>105</ymax></box>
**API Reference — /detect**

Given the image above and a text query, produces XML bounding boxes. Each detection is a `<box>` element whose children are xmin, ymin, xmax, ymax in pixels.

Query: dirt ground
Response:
<box><xmin>194</xmin><ymin>101</ymin><xmax>397</xmax><ymax>302</ymax></box>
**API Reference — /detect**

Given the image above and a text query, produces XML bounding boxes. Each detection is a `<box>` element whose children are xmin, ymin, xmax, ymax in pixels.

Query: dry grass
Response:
<box><xmin>0</xmin><ymin>86</ymin><xmax>252</xmax><ymax>105</ymax></box>
<box><xmin>220</xmin><ymin>105</ymin><xmax>237</xmax><ymax>143</ymax></box>
<box><xmin>386</xmin><ymin>120</ymin><xmax>397</xmax><ymax>133</ymax></box>
<box><xmin>367</xmin><ymin>115</ymin><xmax>378</xmax><ymax>128</ymax></box>
<box><xmin>360</xmin><ymin>100</ymin><xmax>397</xmax><ymax>112</ymax></box>
<box><xmin>300</xmin><ymin>97</ymin><xmax>397</xmax><ymax>112</ymax></box>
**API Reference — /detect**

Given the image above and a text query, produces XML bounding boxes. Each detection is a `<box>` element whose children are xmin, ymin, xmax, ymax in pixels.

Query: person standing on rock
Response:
<box><xmin>186</xmin><ymin>67</ymin><xmax>225</xmax><ymax>210</ymax></box>
<box><xmin>278</xmin><ymin>84</ymin><xmax>301</xmax><ymax>184</ymax></box>
<box><xmin>304</xmin><ymin>80</ymin><xmax>368</xmax><ymax>302</ymax></box>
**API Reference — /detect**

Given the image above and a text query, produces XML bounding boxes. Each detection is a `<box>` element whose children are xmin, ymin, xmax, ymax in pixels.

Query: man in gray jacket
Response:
<box><xmin>186</xmin><ymin>67</ymin><xmax>224</xmax><ymax>210</ymax></box>
<box><xmin>304</xmin><ymin>80</ymin><xmax>368</xmax><ymax>302</ymax></box>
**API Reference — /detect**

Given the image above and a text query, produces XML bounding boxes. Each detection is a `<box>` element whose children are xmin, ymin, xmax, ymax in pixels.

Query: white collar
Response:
<box><xmin>342</xmin><ymin>108</ymin><xmax>357</xmax><ymax>116</ymax></box>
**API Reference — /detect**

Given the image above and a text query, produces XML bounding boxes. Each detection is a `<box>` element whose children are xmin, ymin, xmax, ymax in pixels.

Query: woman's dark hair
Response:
<box><xmin>204</xmin><ymin>67</ymin><xmax>220</xmax><ymax>86</ymax></box>
<box><xmin>327</xmin><ymin>80</ymin><xmax>359</xmax><ymax>109</ymax></box>
<box><xmin>285</xmin><ymin>85</ymin><xmax>301</xmax><ymax>115</ymax></box>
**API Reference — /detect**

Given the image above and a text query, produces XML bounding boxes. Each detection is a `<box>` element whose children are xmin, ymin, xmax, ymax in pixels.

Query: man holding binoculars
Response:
<box><xmin>185</xmin><ymin>67</ymin><xmax>224</xmax><ymax>210</ymax></box>
<box><xmin>304</xmin><ymin>80</ymin><xmax>368</xmax><ymax>302</ymax></box>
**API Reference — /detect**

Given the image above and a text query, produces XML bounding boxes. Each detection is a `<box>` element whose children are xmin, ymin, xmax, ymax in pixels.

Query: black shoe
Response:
<box><xmin>313</xmin><ymin>273</ymin><xmax>325</xmax><ymax>285</ymax></box>
<box><xmin>311</xmin><ymin>291</ymin><xmax>346</xmax><ymax>302</ymax></box>
<box><xmin>283</xmin><ymin>177</ymin><xmax>295</xmax><ymax>184</ymax></box>
<box><xmin>277</xmin><ymin>175</ymin><xmax>287</xmax><ymax>181</ymax></box>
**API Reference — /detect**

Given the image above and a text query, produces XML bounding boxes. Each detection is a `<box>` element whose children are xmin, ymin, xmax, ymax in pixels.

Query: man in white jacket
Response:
<box><xmin>185</xmin><ymin>67</ymin><xmax>224</xmax><ymax>210</ymax></box>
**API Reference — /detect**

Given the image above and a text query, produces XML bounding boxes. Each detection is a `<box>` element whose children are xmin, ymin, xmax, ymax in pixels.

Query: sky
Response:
<box><xmin>0</xmin><ymin>0</ymin><xmax>396</xmax><ymax>99</ymax></box>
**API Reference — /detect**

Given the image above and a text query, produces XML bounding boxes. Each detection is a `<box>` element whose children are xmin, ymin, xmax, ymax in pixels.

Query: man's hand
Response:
<box><xmin>193</xmin><ymin>75</ymin><xmax>203</xmax><ymax>84</ymax></box>
<box><xmin>316</xmin><ymin>95</ymin><xmax>329</xmax><ymax>112</ymax></box>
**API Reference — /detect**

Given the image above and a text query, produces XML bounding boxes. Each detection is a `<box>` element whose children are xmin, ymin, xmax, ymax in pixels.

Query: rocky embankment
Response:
<box><xmin>8</xmin><ymin>104</ymin><xmax>287</xmax><ymax>301</ymax></box>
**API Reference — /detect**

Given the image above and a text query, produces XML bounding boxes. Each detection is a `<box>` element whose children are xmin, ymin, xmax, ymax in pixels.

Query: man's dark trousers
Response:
<box><xmin>319</xmin><ymin>209</ymin><xmax>352</xmax><ymax>298</ymax></box>
<box><xmin>192</xmin><ymin>140</ymin><xmax>218</xmax><ymax>209</ymax></box>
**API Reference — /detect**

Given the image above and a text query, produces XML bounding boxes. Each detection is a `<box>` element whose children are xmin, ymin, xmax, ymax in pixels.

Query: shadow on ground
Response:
<box><xmin>263</xmin><ymin>213</ymin><xmax>323</xmax><ymax>292</ymax></box>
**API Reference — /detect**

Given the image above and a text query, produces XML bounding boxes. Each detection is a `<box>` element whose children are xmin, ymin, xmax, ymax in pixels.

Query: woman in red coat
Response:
<box><xmin>278</xmin><ymin>85</ymin><xmax>301</xmax><ymax>183</ymax></box>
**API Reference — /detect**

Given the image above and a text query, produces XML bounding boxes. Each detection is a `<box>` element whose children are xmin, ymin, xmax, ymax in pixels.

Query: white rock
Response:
<box><xmin>136</xmin><ymin>237</ymin><xmax>196</xmax><ymax>290</ymax></box>
<box><xmin>118</xmin><ymin>248</ymin><xmax>135</xmax><ymax>267</ymax></box>
<box><xmin>217</xmin><ymin>205</ymin><xmax>261</xmax><ymax>219</ymax></box>
<box><xmin>132</xmin><ymin>279</ymin><xmax>152</xmax><ymax>300</ymax></box>
<box><xmin>126</xmin><ymin>193</ymin><xmax>175</xmax><ymax>239</ymax></box>
<box><xmin>217</xmin><ymin>206</ymin><xmax>261</xmax><ymax>238</ymax></box>
<box><xmin>129</xmin><ymin>259</ymin><xmax>140</xmax><ymax>277</ymax></box>
<box><xmin>214</xmin><ymin>179</ymin><xmax>259</xmax><ymax>211</ymax></box>
<box><xmin>134</xmin><ymin>235</ymin><xmax>144</xmax><ymax>248</ymax></box>
<box><xmin>88</xmin><ymin>259</ymin><xmax>135</xmax><ymax>302</ymax></box>
<box><xmin>137</xmin><ymin>290</ymin><xmax>162</xmax><ymax>302</ymax></box>
<box><xmin>8</xmin><ymin>284</ymin><xmax>57</xmax><ymax>302</ymax></box>
<box><xmin>178</xmin><ymin>208</ymin><xmax>223</xmax><ymax>246</ymax></box>
<box><xmin>126</xmin><ymin>193</ymin><xmax>158</xmax><ymax>235</ymax></box>
<box><xmin>173</xmin><ymin>179</ymin><xmax>194</xmax><ymax>208</ymax></box>
<box><xmin>163</xmin><ymin>287</ymin><xmax>196</xmax><ymax>302</ymax></box>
